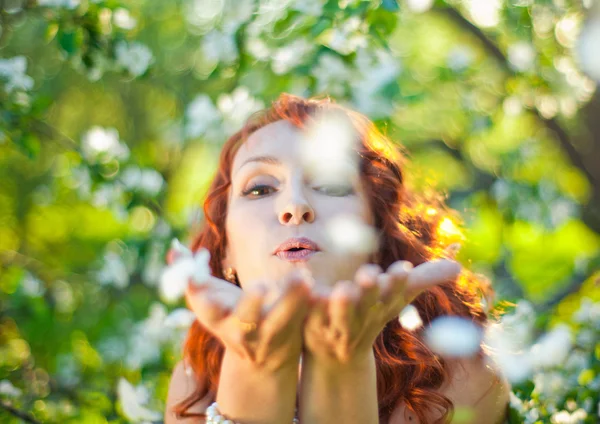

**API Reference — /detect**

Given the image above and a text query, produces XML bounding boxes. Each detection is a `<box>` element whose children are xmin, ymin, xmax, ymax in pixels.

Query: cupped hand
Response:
<box><xmin>184</xmin><ymin>270</ymin><xmax>312</xmax><ymax>372</ymax></box>
<box><xmin>303</xmin><ymin>259</ymin><xmax>462</xmax><ymax>366</ymax></box>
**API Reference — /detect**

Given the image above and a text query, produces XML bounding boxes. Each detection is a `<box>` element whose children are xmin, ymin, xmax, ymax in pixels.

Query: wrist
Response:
<box><xmin>302</xmin><ymin>347</ymin><xmax>375</xmax><ymax>375</ymax></box>
<box><xmin>299</xmin><ymin>349</ymin><xmax>379</xmax><ymax>424</ymax></box>
<box><xmin>224</xmin><ymin>347</ymin><xmax>301</xmax><ymax>376</ymax></box>
<box><xmin>217</xmin><ymin>349</ymin><xmax>300</xmax><ymax>423</ymax></box>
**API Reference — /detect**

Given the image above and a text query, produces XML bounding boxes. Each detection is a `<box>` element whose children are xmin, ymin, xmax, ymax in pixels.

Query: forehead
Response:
<box><xmin>232</xmin><ymin>120</ymin><xmax>303</xmax><ymax>171</ymax></box>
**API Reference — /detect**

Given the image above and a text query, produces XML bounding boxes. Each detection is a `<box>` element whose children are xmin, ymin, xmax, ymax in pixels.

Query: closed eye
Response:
<box><xmin>314</xmin><ymin>184</ymin><xmax>354</xmax><ymax>197</ymax></box>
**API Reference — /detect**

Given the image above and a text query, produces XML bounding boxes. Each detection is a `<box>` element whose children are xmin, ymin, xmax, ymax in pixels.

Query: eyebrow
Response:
<box><xmin>233</xmin><ymin>155</ymin><xmax>282</xmax><ymax>177</ymax></box>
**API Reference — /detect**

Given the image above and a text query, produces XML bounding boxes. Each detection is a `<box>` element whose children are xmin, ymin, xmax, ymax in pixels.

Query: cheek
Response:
<box><xmin>226</xmin><ymin>202</ymin><xmax>271</xmax><ymax>251</ymax></box>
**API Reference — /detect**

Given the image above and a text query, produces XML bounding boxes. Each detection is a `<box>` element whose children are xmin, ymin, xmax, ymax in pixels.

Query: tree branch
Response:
<box><xmin>0</xmin><ymin>401</ymin><xmax>43</xmax><ymax>424</ymax></box>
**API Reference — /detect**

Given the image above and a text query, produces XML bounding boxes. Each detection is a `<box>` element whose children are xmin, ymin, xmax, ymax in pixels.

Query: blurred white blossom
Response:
<box><xmin>126</xmin><ymin>303</ymin><xmax>168</xmax><ymax>369</ymax></box>
<box><xmin>325</xmin><ymin>214</ymin><xmax>378</xmax><ymax>256</ymax></box>
<box><xmin>550</xmin><ymin>409</ymin><xmax>588</xmax><ymax>423</ymax></box>
<box><xmin>573</xmin><ymin>297</ymin><xmax>600</xmax><ymax>325</ymax></box>
<box><xmin>115</xmin><ymin>41</ymin><xmax>154</xmax><ymax>77</ymax></box>
<box><xmin>398</xmin><ymin>304</ymin><xmax>423</xmax><ymax>331</ymax></box>
<box><xmin>247</xmin><ymin>0</ymin><xmax>292</xmax><ymax>36</ymax></box>
<box><xmin>0</xmin><ymin>380</ymin><xmax>22</xmax><ymax>397</ymax></box>
<box><xmin>466</xmin><ymin>0</ymin><xmax>501</xmax><ymax>28</ymax></box>
<box><xmin>533</xmin><ymin>371</ymin><xmax>569</xmax><ymax>400</ymax></box>
<box><xmin>217</xmin><ymin>87</ymin><xmax>264</xmax><ymax>136</ymax></box>
<box><xmin>424</xmin><ymin>316</ymin><xmax>483</xmax><ymax>357</ymax></box>
<box><xmin>37</xmin><ymin>0</ymin><xmax>80</xmax><ymax>8</ymax></box>
<box><xmin>576</xmin><ymin>16</ymin><xmax>600</xmax><ymax>83</ymax></box>
<box><xmin>311</xmin><ymin>53</ymin><xmax>353</xmax><ymax>97</ymax></box>
<box><xmin>405</xmin><ymin>0</ymin><xmax>434</xmax><ymax>13</ymax></box>
<box><xmin>97</xmin><ymin>251</ymin><xmax>130</xmax><ymax>289</ymax></box>
<box><xmin>508</xmin><ymin>42</ymin><xmax>536</xmax><ymax>72</ymax></box>
<box><xmin>81</xmin><ymin>126</ymin><xmax>130</xmax><ymax>163</ymax></box>
<box><xmin>113</xmin><ymin>8</ymin><xmax>137</xmax><ymax>30</ymax></box>
<box><xmin>185</xmin><ymin>94</ymin><xmax>223</xmax><ymax>139</ymax></box>
<box><xmin>484</xmin><ymin>300</ymin><xmax>536</xmax><ymax>383</ymax></box>
<box><xmin>0</xmin><ymin>56</ymin><xmax>34</xmax><ymax>93</ymax></box>
<box><xmin>221</xmin><ymin>0</ymin><xmax>255</xmax><ymax>34</ymax></box>
<box><xmin>55</xmin><ymin>353</ymin><xmax>81</xmax><ymax>387</ymax></box>
<box><xmin>291</xmin><ymin>0</ymin><xmax>325</xmax><ymax>16</ymax></box>
<box><xmin>120</xmin><ymin>166</ymin><xmax>164</xmax><ymax>196</ymax></box>
<box><xmin>159</xmin><ymin>241</ymin><xmax>211</xmax><ymax>303</ymax></box>
<box><xmin>271</xmin><ymin>38</ymin><xmax>314</xmax><ymax>75</ymax></box>
<box><xmin>324</xmin><ymin>17</ymin><xmax>368</xmax><ymax>55</ymax></box>
<box><xmin>117</xmin><ymin>378</ymin><xmax>161</xmax><ymax>423</ymax></box>
<box><xmin>352</xmin><ymin>47</ymin><xmax>401</xmax><ymax>118</ymax></box>
<box><xmin>185</xmin><ymin>0</ymin><xmax>225</xmax><ymax>29</ymax></box>
<box><xmin>125</xmin><ymin>303</ymin><xmax>195</xmax><ymax>369</ymax></box>
<box><xmin>530</xmin><ymin>325</ymin><xmax>573</xmax><ymax>369</ymax></box>
<box><xmin>447</xmin><ymin>46</ymin><xmax>475</xmax><ymax>72</ymax></box>
<box><xmin>246</xmin><ymin>37</ymin><xmax>272</xmax><ymax>60</ymax></box>
<box><xmin>91</xmin><ymin>184</ymin><xmax>126</xmax><ymax>212</ymax></box>
<box><xmin>202</xmin><ymin>29</ymin><xmax>238</xmax><ymax>64</ymax></box>
<box><xmin>484</xmin><ymin>321</ymin><xmax>534</xmax><ymax>383</ymax></box>
<box><xmin>20</xmin><ymin>272</ymin><xmax>45</xmax><ymax>297</ymax></box>
<box><xmin>97</xmin><ymin>337</ymin><xmax>127</xmax><ymax>363</ymax></box>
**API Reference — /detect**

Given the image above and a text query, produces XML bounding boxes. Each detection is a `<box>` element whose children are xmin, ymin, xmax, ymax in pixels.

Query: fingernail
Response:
<box><xmin>402</xmin><ymin>261</ymin><xmax>414</xmax><ymax>272</ymax></box>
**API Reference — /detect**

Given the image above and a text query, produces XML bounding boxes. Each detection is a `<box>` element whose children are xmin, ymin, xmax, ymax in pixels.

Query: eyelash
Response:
<box><xmin>241</xmin><ymin>184</ymin><xmax>354</xmax><ymax>197</ymax></box>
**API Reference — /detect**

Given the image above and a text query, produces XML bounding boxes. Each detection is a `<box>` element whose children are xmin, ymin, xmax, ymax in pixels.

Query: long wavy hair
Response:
<box><xmin>172</xmin><ymin>93</ymin><xmax>494</xmax><ymax>423</ymax></box>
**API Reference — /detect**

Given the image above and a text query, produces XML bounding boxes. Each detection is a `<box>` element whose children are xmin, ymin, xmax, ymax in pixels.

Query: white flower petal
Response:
<box><xmin>159</xmin><ymin>258</ymin><xmax>196</xmax><ymax>303</ymax></box>
<box><xmin>0</xmin><ymin>380</ymin><xmax>22</xmax><ymax>397</ymax></box>
<box><xmin>398</xmin><ymin>304</ymin><xmax>423</xmax><ymax>331</ymax></box>
<box><xmin>529</xmin><ymin>324</ymin><xmax>573</xmax><ymax>369</ymax></box>
<box><xmin>424</xmin><ymin>316</ymin><xmax>482</xmax><ymax>358</ymax></box>
<box><xmin>325</xmin><ymin>214</ymin><xmax>378</xmax><ymax>256</ymax></box>
<box><xmin>117</xmin><ymin>378</ymin><xmax>161</xmax><ymax>422</ymax></box>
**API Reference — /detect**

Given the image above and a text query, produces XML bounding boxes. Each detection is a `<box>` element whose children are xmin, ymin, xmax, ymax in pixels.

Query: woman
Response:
<box><xmin>164</xmin><ymin>94</ymin><xmax>511</xmax><ymax>424</ymax></box>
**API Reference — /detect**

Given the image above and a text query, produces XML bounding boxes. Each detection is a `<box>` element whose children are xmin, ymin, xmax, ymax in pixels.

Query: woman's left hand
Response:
<box><xmin>303</xmin><ymin>259</ymin><xmax>462</xmax><ymax>366</ymax></box>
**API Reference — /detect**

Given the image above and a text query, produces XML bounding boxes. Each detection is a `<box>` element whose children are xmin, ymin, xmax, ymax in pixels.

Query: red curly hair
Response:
<box><xmin>172</xmin><ymin>93</ymin><xmax>494</xmax><ymax>423</ymax></box>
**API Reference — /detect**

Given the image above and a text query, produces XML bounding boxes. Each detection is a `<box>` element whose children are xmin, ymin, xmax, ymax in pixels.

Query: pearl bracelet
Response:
<box><xmin>206</xmin><ymin>402</ymin><xmax>300</xmax><ymax>424</ymax></box>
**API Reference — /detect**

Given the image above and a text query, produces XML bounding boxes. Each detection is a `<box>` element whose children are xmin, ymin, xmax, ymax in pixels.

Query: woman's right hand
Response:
<box><xmin>184</xmin><ymin>270</ymin><xmax>312</xmax><ymax>373</ymax></box>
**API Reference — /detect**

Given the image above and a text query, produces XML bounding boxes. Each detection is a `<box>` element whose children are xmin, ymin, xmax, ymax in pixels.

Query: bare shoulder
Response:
<box><xmin>388</xmin><ymin>354</ymin><xmax>511</xmax><ymax>424</ymax></box>
<box><xmin>164</xmin><ymin>360</ymin><xmax>211</xmax><ymax>424</ymax></box>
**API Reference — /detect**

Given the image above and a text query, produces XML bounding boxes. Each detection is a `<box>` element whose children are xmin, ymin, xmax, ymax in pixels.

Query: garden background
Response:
<box><xmin>1</xmin><ymin>0</ymin><xmax>599</xmax><ymax>423</ymax></box>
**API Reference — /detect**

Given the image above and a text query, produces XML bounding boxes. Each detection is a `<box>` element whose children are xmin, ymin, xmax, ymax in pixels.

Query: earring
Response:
<box><xmin>223</xmin><ymin>267</ymin><xmax>237</xmax><ymax>284</ymax></box>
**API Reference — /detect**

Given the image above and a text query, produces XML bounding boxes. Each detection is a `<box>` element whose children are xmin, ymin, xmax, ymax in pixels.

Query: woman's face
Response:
<box><xmin>224</xmin><ymin>119</ymin><xmax>375</xmax><ymax>291</ymax></box>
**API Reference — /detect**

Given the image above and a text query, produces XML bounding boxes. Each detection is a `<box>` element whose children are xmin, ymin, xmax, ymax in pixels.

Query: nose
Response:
<box><xmin>278</xmin><ymin>185</ymin><xmax>315</xmax><ymax>226</ymax></box>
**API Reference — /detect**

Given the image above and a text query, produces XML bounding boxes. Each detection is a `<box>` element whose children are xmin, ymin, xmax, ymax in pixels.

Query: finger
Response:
<box><xmin>405</xmin><ymin>259</ymin><xmax>461</xmax><ymax>302</ymax></box>
<box><xmin>379</xmin><ymin>260</ymin><xmax>413</xmax><ymax>298</ymax></box>
<box><xmin>329</xmin><ymin>280</ymin><xmax>360</xmax><ymax>338</ymax></box>
<box><xmin>261</xmin><ymin>274</ymin><xmax>311</xmax><ymax>337</ymax></box>
<box><xmin>233</xmin><ymin>283</ymin><xmax>268</xmax><ymax>327</ymax></box>
<box><xmin>305</xmin><ymin>294</ymin><xmax>329</xmax><ymax>330</ymax></box>
<box><xmin>354</xmin><ymin>264</ymin><xmax>383</xmax><ymax>316</ymax></box>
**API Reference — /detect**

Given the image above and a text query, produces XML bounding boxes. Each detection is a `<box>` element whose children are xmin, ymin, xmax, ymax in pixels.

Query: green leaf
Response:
<box><xmin>58</xmin><ymin>29</ymin><xmax>83</xmax><ymax>56</ymax></box>
<box><xmin>311</xmin><ymin>18</ymin><xmax>332</xmax><ymax>37</ymax></box>
<box><xmin>45</xmin><ymin>23</ymin><xmax>59</xmax><ymax>43</ymax></box>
